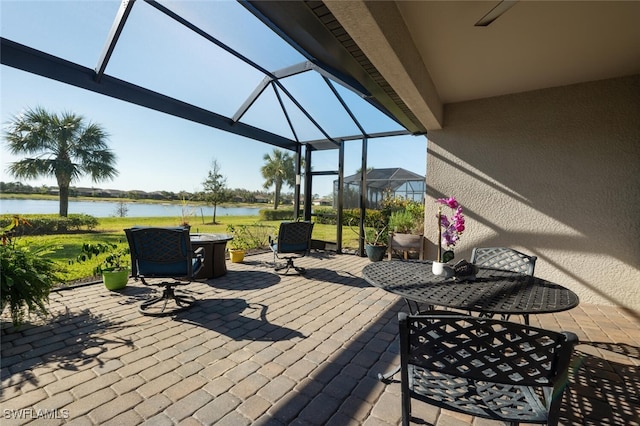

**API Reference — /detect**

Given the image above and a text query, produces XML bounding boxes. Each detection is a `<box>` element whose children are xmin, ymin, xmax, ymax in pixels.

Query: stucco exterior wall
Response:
<box><xmin>424</xmin><ymin>75</ymin><xmax>640</xmax><ymax>313</ymax></box>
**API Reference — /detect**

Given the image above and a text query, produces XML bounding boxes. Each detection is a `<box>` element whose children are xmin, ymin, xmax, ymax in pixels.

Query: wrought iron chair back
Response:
<box><xmin>269</xmin><ymin>221</ymin><xmax>314</xmax><ymax>274</ymax></box>
<box><xmin>471</xmin><ymin>246</ymin><xmax>537</xmax><ymax>275</ymax></box>
<box><xmin>125</xmin><ymin>227</ymin><xmax>203</xmax><ymax>316</ymax></box>
<box><xmin>399</xmin><ymin>312</ymin><xmax>577</xmax><ymax>426</ymax></box>
<box><xmin>471</xmin><ymin>247</ymin><xmax>537</xmax><ymax>324</ymax></box>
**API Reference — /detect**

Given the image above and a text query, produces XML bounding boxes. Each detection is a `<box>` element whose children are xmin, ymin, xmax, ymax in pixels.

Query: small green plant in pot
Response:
<box><xmin>226</xmin><ymin>224</ymin><xmax>251</xmax><ymax>263</ymax></box>
<box><xmin>348</xmin><ymin>217</ymin><xmax>387</xmax><ymax>262</ymax></box>
<box><xmin>388</xmin><ymin>210</ymin><xmax>416</xmax><ymax>234</ymax></box>
<box><xmin>364</xmin><ymin>223</ymin><xmax>388</xmax><ymax>247</ymax></box>
<box><xmin>387</xmin><ymin>201</ymin><xmax>425</xmax><ymax>260</ymax></box>
<box><xmin>76</xmin><ymin>242</ymin><xmax>130</xmax><ymax>290</ymax></box>
<box><xmin>365</xmin><ymin>221</ymin><xmax>388</xmax><ymax>262</ymax></box>
<box><xmin>388</xmin><ymin>200</ymin><xmax>424</xmax><ymax>235</ymax></box>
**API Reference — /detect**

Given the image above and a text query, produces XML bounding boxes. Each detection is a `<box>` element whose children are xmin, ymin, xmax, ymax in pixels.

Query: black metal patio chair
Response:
<box><xmin>471</xmin><ymin>247</ymin><xmax>537</xmax><ymax>275</ymax></box>
<box><xmin>471</xmin><ymin>247</ymin><xmax>537</xmax><ymax>324</ymax></box>
<box><xmin>399</xmin><ymin>312</ymin><xmax>578</xmax><ymax>426</ymax></box>
<box><xmin>269</xmin><ymin>221</ymin><xmax>314</xmax><ymax>274</ymax></box>
<box><xmin>125</xmin><ymin>226</ymin><xmax>204</xmax><ymax>316</ymax></box>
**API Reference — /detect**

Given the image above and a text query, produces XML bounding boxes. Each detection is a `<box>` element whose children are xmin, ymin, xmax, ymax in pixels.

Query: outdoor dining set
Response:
<box><xmin>362</xmin><ymin>247</ymin><xmax>580</xmax><ymax>426</ymax></box>
<box><xmin>121</xmin><ymin>224</ymin><xmax>579</xmax><ymax>425</ymax></box>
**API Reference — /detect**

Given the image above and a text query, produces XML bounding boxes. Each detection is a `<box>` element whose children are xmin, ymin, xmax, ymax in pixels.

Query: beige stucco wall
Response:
<box><xmin>424</xmin><ymin>75</ymin><xmax>640</xmax><ymax>314</ymax></box>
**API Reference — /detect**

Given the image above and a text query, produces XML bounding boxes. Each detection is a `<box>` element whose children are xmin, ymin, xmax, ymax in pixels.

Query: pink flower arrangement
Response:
<box><xmin>436</xmin><ymin>196</ymin><xmax>465</xmax><ymax>262</ymax></box>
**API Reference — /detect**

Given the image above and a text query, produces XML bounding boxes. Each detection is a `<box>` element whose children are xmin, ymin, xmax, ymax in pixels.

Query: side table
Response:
<box><xmin>190</xmin><ymin>234</ymin><xmax>233</xmax><ymax>279</ymax></box>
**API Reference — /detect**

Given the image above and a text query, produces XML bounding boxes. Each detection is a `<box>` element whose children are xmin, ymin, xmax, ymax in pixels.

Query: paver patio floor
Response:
<box><xmin>2</xmin><ymin>251</ymin><xmax>639</xmax><ymax>425</ymax></box>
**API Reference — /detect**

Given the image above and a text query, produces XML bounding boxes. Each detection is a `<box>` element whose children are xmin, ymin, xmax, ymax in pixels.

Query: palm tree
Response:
<box><xmin>261</xmin><ymin>149</ymin><xmax>295</xmax><ymax>210</ymax></box>
<box><xmin>4</xmin><ymin>107</ymin><xmax>118</xmax><ymax>216</ymax></box>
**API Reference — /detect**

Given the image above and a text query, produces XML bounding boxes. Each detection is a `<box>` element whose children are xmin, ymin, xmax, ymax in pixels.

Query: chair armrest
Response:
<box><xmin>563</xmin><ymin>331</ymin><xmax>579</xmax><ymax>344</ymax></box>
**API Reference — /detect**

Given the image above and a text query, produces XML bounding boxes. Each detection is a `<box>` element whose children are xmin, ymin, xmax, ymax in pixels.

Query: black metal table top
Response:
<box><xmin>362</xmin><ymin>260</ymin><xmax>579</xmax><ymax>315</ymax></box>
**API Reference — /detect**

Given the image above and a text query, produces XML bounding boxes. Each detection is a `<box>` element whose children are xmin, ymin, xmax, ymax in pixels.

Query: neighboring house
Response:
<box><xmin>147</xmin><ymin>191</ymin><xmax>167</xmax><ymax>200</ymax></box>
<box><xmin>127</xmin><ymin>190</ymin><xmax>149</xmax><ymax>199</ymax></box>
<box><xmin>336</xmin><ymin>167</ymin><xmax>425</xmax><ymax>209</ymax></box>
<box><xmin>73</xmin><ymin>187</ymin><xmax>97</xmax><ymax>197</ymax></box>
<box><xmin>101</xmin><ymin>189</ymin><xmax>126</xmax><ymax>198</ymax></box>
<box><xmin>313</xmin><ymin>198</ymin><xmax>332</xmax><ymax>206</ymax></box>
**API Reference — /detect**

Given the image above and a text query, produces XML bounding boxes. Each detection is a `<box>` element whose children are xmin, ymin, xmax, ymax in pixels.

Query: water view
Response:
<box><xmin>0</xmin><ymin>198</ymin><xmax>261</xmax><ymax>218</ymax></box>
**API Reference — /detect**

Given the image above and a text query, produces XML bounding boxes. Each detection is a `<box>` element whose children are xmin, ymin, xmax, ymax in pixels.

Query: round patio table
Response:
<box><xmin>362</xmin><ymin>260</ymin><xmax>579</xmax><ymax>316</ymax></box>
<box><xmin>364</xmin><ymin>260</ymin><xmax>580</xmax><ymax>381</ymax></box>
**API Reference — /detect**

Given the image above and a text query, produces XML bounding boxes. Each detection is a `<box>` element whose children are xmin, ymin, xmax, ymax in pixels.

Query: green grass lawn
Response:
<box><xmin>21</xmin><ymin>216</ymin><xmax>359</xmax><ymax>284</ymax></box>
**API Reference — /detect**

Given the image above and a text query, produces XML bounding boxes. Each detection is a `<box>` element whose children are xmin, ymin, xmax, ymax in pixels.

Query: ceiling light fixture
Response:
<box><xmin>475</xmin><ymin>0</ymin><xmax>518</xmax><ymax>27</ymax></box>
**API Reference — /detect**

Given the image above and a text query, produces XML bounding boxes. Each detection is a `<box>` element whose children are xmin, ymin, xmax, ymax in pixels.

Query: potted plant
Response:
<box><xmin>388</xmin><ymin>202</ymin><xmax>425</xmax><ymax>259</ymax></box>
<box><xmin>347</xmin><ymin>215</ymin><xmax>389</xmax><ymax>262</ymax></box>
<box><xmin>433</xmin><ymin>196</ymin><xmax>465</xmax><ymax>276</ymax></box>
<box><xmin>1</xmin><ymin>216</ymin><xmax>64</xmax><ymax>326</ymax></box>
<box><xmin>388</xmin><ymin>209</ymin><xmax>416</xmax><ymax>234</ymax></box>
<box><xmin>226</xmin><ymin>224</ymin><xmax>251</xmax><ymax>263</ymax></box>
<box><xmin>76</xmin><ymin>242</ymin><xmax>130</xmax><ymax>290</ymax></box>
<box><xmin>364</xmin><ymin>220</ymin><xmax>389</xmax><ymax>262</ymax></box>
<box><xmin>179</xmin><ymin>196</ymin><xmax>194</xmax><ymax>224</ymax></box>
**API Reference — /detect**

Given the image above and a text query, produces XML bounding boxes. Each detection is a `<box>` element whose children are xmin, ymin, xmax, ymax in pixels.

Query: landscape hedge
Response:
<box><xmin>259</xmin><ymin>209</ymin><xmax>303</xmax><ymax>221</ymax></box>
<box><xmin>0</xmin><ymin>214</ymin><xmax>99</xmax><ymax>235</ymax></box>
<box><xmin>259</xmin><ymin>207</ymin><xmax>384</xmax><ymax>227</ymax></box>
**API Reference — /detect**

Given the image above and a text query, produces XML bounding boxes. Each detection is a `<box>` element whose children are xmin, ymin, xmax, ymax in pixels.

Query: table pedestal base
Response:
<box><xmin>190</xmin><ymin>234</ymin><xmax>232</xmax><ymax>279</ymax></box>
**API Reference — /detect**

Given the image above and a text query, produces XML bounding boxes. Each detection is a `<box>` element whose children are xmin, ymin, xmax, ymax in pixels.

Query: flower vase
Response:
<box><xmin>432</xmin><ymin>261</ymin><xmax>454</xmax><ymax>278</ymax></box>
<box><xmin>432</xmin><ymin>261</ymin><xmax>445</xmax><ymax>275</ymax></box>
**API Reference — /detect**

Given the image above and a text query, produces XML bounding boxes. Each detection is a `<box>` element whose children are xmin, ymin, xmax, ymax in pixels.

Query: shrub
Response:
<box><xmin>389</xmin><ymin>210</ymin><xmax>415</xmax><ymax>233</ymax></box>
<box><xmin>259</xmin><ymin>209</ymin><xmax>301</xmax><ymax>221</ymax></box>
<box><xmin>0</xmin><ymin>214</ymin><xmax>99</xmax><ymax>235</ymax></box>
<box><xmin>383</xmin><ymin>198</ymin><xmax>424</xmax><ymax>234</ymax></box>
<box><xmin>227</xmin><ymin>223</ymin><xmax>276</xmax><ymax>250</ymax></box>
<box><xmin>342</xmin><ymin>209</ymin><xmax>375</xmax><ymax>227</ymax></box>
<box><xmin>311</xmin><ymin>208</ymin><xmax>384</xmax><ymax>228</ymax></box>
<box><xmin>1</xmin><ymin>217</ymin><xmax>64</xmax><ymax>326</ymax></box>
<box><xmin>313</xmin><ymin>207</ymin><xmax>337</xmax><ymax>224</ymax></box>
<box><xmin>75</xmin><ymin>242</ymin><xmax>130</xmax><ymax>273</ymax></box>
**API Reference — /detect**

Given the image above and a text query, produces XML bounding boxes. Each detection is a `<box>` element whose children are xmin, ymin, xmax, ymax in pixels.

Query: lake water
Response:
<box><xmin>0</xmin><ymin>198</ymin><xmax>261</xmax><ymax>218</ymax></box>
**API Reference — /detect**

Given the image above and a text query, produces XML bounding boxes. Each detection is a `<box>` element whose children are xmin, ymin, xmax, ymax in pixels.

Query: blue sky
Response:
<box><xmin>0</xmin><ymin>0</ymin><xmax>426</xmax><ymax>198</ymax></box>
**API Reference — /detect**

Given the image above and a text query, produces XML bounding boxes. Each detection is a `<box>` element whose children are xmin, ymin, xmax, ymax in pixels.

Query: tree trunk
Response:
<box><xmin>59</xmin><ymin>184</ymin><xmax>69</xmax><ymax>217</ymax></box>
<box><xmin>274</xmin><ymin>181</ymin><xmax>281</xmax><ymax>210</ymax></box>
<box><xmin>212</xmin><ymin>204</ymin><xmax>217</xmax><ymax>224</ymax></box>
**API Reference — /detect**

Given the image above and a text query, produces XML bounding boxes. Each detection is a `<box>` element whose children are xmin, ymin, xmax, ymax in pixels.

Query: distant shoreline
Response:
<box><xmin>0</xmin><ymin>193</ymin><xmax>266</xmax><ymax>208</ymax></box>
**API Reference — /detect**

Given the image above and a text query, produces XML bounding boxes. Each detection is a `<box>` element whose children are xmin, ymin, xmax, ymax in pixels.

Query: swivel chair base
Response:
<box><xmin>274</xmin><ymin>258</ymin><xmax>306</xmax><ymax>275</ymax></box>
<box><xmin>139</xmin><ymin>284</ymin><xmax>195</xmax><ymax>316</ymax></box>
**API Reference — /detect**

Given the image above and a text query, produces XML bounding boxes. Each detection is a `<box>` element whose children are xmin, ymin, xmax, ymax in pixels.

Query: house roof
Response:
<box><xmin>345</xmin><ymin>167</ymin><xmax>423</xmax><ymax>182</ymax></box>
<box><xmin>343</xmin><ymin>167</ymin><xmax>424</xmax><ymax>191</ymax></box>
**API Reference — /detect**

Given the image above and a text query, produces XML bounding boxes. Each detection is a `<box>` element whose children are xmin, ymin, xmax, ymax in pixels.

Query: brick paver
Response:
<box><xmin>2</xmin><ymin>251</ymin><xmax>639</xmax><ymax>425</ymax></box>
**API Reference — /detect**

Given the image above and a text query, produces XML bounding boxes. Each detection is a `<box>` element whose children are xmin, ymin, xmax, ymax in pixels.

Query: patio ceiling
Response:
<box><xmin>248</xmin><ymin>0</ymin><xmax>640</xmax><ymax>131</ymax></box>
